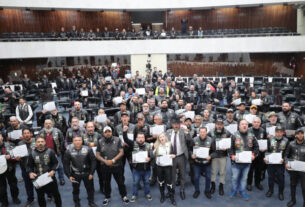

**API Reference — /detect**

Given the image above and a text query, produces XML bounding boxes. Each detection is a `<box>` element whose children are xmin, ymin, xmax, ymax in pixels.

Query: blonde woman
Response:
<box><xmin>153</xmin><ymin>133</ymin><xmax>176</xmax><ymax>206</ymax></box>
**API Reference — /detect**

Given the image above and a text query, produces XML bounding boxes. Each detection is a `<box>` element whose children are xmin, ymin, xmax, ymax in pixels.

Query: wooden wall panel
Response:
<box><xmin>165</xmin><ymin>5</ymin><xmax>297</xmax><ymax>31</ymax></box>
<box><xmin>0</xmin><ymin>9</ymin><xmax>132</xmax><ymax>33</ymax></box>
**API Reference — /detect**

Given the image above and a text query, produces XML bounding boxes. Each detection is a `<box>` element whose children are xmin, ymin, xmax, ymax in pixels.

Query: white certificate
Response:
<box><xmin>105</xmin><ymin>76</ymin><xmax>112</xmax><ymax>82</ymax></box>
<box><xmin>81</xmin><ymin>90</ymin><xmax>88</xmax><ymax>97</ymax></box>
<box><xmin>92</xmin><ymin>147</ymin><xmax>97</xmax><ymax>156</ymax></box>
<box><xmin>127</xmin><ymin>133</ymin><xmax>134</xmax><ymax>141</ymax></box>
<box><xmin>96</xmin><ymin>114</ymin><xmax>107</xmax><ymax>123</ymax></box>
<box><xmin>258</xmin><ymin>140</ymin><xmax>267</xmax><ymax>151</ymax></box>
<box><xmin>236</xmin><ymin>151</ymin><xmax>252</xmax><ymax>163</ymax></box>
<box><xmin>136</xmin><ymin>88</ymin><xmax>146</xmax><ymax>95</ymax></box>
<box><xmin>78</xmin><ymin>120</ymin><xmax>85</xmax><ymax>128</ymax></box>
<box><xmin>43</xmin><ymin>101</ymin><xmax>56</xmax><ymax>111</ymax></box>
<box><xmin>119</xmin><ymin>135</ymin><xmax>125</xmax><ymax>144</ymax></box>
<box><xmin>113</xmin><ymin>96</ymin><xmax>123</xmax><ymax>105</ymax></box>
<box><xmin>225</xmin><ymin>124</ymin><xmax>237</xmax><ymax>135</ymax></box>
<box><xmin>267</xmin><ymin>126</ymin><xmax>276</xmax><ymax>136</ymax></box>
<box><xmin>157</xmin><ymin>155</ymin><xmax>173</xmax><ymax>166</ymax></box>
<box><xmin>175</xmin><ymin>109</ymin><xmax>185</xmax><ymax>115</ymax></box>
<box><xmin>216</xmin><ymin>138</ymin><xmax>231</xmax><ymax>150</ymax></box>
<box><xmin>8</xmin><ymin>130</ymin><xmax>22</xmax><ymax>140</ymax></box>
<box><xmin>193</xmin><ymin>147</ymin><xmax>210</xmax><ymax>159</ymax></box>
<box><xmin>205</xmin><ymin>123</ymin><xmax>215</xmax><ymax>133</ymax></box>
<box><xmin>286</xmin><ymin>130</ymin><xmax>295</xmax><ymax>136</ymax></box>
<box><xmin>151</xmin><ymin>125</ymin><xmax>164</xmax><ymax>135</ymax></box>
<box><xmin>125</xmin><ymin>74</ymin><xmax>131</xmax><ymax>79</ymax></box>
<box><xmin>132</xmin><ymin>151</ymin><xmax>148</xmax><ymax>163</ymax></box>
<box><xmin>288</xmin><ymin>160</ymin><xmax>305</xmax><ymax>172</ymax></box>
<box><xmin>266</xmin><ymin>153</ymin><xmax>282</xmax><ymax>164</ymax></box>
<box><xmin>184</xmin><ymin>111</ymin><xmax>195</xmax><ymax>120</ymax></box>
<box><xmin>244</xmin><ymin>114</ymin><xmax>256</xmax><ymax>124</ymax></box>
<box><xmin>251</xmin><ymin>99</ymin><xmax>262</xmax><ymax>106</ymax></box>
<box><xmin>10</xmin><ymin>145</ymin><xmax>28</xmax><ymax>158</ymax></box>
<box><xmin>233</xmin><ymin>98</ymin><xmax>241</xmax><ymax>106</ymax></box>
<box><xmin>0</xmin><ymin>155</ymin><xmax>7</xmax><ymax>168</ymax></box>
<box><xmin>33</xmin><ymin>172</ymin><xmax>53</xmax><ymax>189</ymax></box>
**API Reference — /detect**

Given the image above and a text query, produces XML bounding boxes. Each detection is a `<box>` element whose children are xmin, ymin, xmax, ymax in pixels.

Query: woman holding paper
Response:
<box><xmin>153</xmin><ymin>133</ymin><xmax>176</xmax><ymax>206</ymax></box>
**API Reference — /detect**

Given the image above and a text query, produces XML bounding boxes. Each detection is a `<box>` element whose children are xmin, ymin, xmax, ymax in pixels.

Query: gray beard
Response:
<box><xmin>44</xmin><ymin>127</ymin><xmax>53</xmax><ymax>133</ymax></box>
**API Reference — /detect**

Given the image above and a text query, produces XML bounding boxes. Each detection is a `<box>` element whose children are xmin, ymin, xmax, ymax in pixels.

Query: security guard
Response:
<box><xmin>265</xmin><ymin>126</ymin><xmax>288</xmax><ymax>201</ymax></box>
<box><xmin>96</xmin><ymin>126</ymin><xmax>129</xmax><ymax>206</ymax></box>
<box><xmin>285</xmin><ymin>129</ymin><xmax>305</xmax><ymax>207</ymax></box>
<box><xmin>63</xmin><ymin>136</ymin><xmax>97</xmax><ymax>207</ymax></box>
<box><xmin>27</xmin><ymin>137</ymin><xmax>62</xmax><ymax>207</ymax></box>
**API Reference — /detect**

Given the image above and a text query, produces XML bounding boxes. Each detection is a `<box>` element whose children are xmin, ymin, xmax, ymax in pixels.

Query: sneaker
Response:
<box><xmin>229</xmin><ymin>191</ymin><xmax>236</xmax><ymax>199</ymax></box>
<box><xmin>146</xmin><ymin>194</ymin><xmax>152</xmax><ymax>201</ymax></box>
<box><xmin>60</xmin><ymin>179</ymin><xmax>66</xmax><ymax>186</ymax></box>
<box><xmin>241</xmin><ymin>193</ymin><xmax>249</xmax><ymax>201</ymax></box>
<box><xmin>24</xmin><ymin>200</ymin><xmax>35</xmax><ymax>207</ymax></box>
<box><xmin>102</xmin><ymin>198</ymin><xmax>110</xmax><ymax>206</ymax></box>
<box><xmin>122</xmin><ymin>196</ymin><xmax>129</xmax><ymax>204</ymax></box>
<box><xmin>130</xmin><ymin>196</ymin><xmax>136</xmax><ymax>203</ymax></box>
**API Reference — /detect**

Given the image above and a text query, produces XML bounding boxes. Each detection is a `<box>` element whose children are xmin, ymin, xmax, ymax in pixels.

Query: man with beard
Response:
<box><xmin>39</xmin><ymin>108</ymin><xmax>67</xmax><ymax>136</ymax></box>
<box><xmin>209</xmin><ymin>118</ymin><xmax>232</xmax><ymax>196</ymax></box>
<box><xmin>224</xmin><ymin>109</ymin><xmax>237</xmax><ymax>126</ymax></box>
<box><xmin>6</xmin><ymin>116</ymin><xmax>27</xmax><ymax>146</ymax></box>
<box><xmin>63</xmin><ymin>136</ymin><xmax>97</xmax><ymax>207</ymax></box>
<box><xmin>65</xmin><ymin>117</ymin><xmax>86</xmax><ymax>148</ymax></box>
<box><xmin>141</xmin><ymin>103</ymin><xmax>154</xmax><ymax>125</ymax></box>
<box><xmin>278</xmin><ymin>102</ymin><xmax>303</xmax><ymax>141</ymax></box>
<box><xmin>262</xmin><ymin>112</ymin><xmax>281</xmax><ymax>139</ymax></box>
<box><xmin>27</xmin><ymin>137</ymin><xmax>62</xmax><ymax>207</ymax></box>
<box><xmin>186</xmin><ymin>85</ymin><xmax>199</xmax><ymax>106</ymax></box>
<box><xmin>148</xmin><ymin>98</ymin><xmax>160</xmax><ymax>114</ymax></box>
<box><xmin>229</xmin><ymin>120</ymin><xmax>259</xmax><ymax>200</ymax></box>
<box><xmin>69</xmin><ymin>101</ymin><xmax>89</xmax><ymax>125</ymax></box>
<box><xmin>39</xmin><ymin>120</ymin><xmax>65</xmax><ymax>185</ymax></box>
<box><xmin>159</xmin><ymin>100</ymin><xmax>175</xmax><ymax>129</ymax></box>
<box><xmin>285</xmin><ymin>129</ymin><xmax>305</xmax><ymax>207</ymax></box>
<box><xmin>18</xmin><ymin>128</ymin><xmax>36</xmax><ymax>207</ymax></box>
<box><xmin>113</xmin><ymin>102</ymin><xmax>131</xmax><ymax>126</ymax></box>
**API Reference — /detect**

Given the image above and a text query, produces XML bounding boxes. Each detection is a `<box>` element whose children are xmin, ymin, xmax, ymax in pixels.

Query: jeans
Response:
<box><xmin>194</xmin><ymin>164</ymin><xmax>211</xmax><ymax>192</ymax></box>
<box><xmin>267</xmin><ymin>164</ymin><xmax>285</xmax><ymax>192</ymax></box>
<box><xmin>132</xmin><ymin>170</ymin><xmax>151</xmax><ymax>196</ymax></box>
<box><xmin>231</xmin><ymin>163</ymin><xmax>251</xmax><ymax>195</ymax></box>
<box><xmin>56</xmin><ymin>155</ymin><xmax>64</xmax><ymax>181</ymax></box>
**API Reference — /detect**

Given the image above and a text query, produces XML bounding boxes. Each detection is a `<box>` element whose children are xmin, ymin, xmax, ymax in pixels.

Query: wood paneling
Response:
<box><xmin>165</xmin><ymin>5</ymin><xmax>297</xmax><ymax>31</ymax></box>
<box><xmin>0</xmin><ymin>9</ymin><xmax>131</xmax><ymax>33</ymax></box>
<box><xmin>169</xmin><ymin>53</ymin><xmax>298</xmax><ymax>77</ymax></box>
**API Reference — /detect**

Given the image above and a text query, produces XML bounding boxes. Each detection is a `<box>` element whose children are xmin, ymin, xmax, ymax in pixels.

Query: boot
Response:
<box><xmin>168</xmin><ymin>185</ymin><xmax>176</xmax><ymax>206</ymax></box>
<box><xmin>279</xmin><ymin>187</ymin><xmax>284</xmax><ymax>201</ymax></box>
<box><xmin>210</xmin><ymin>182</ymin><xmax>215</xmax><ymax>194</ymax></box>
<box><xmin>159</xmin><ymin>183</ymin><xmax>165</xmax><ymax>203</ymax></box>
<box><xmin>219</xmin><ymin>183</ymin><xmax>224</xmax><ymax>196</ymax></box>
<box><xmin>266</xmin><ymin>184</ymin><xmax>274</xmax><ymax>197</ymax></box>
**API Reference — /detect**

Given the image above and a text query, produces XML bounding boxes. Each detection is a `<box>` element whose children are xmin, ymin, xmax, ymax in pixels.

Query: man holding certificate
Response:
<box><xmin>68</xmin><ymin>101</ymin><xmax>89</xmax><ymax>125</ymax></box>
<box><xmin>229</xmin><ymin>120</ymin><xmax>259</xmax><ymax>200</ymax></box>
<box><xmin>27</xmin><ymin>137</ymin><xmax>62</xmax><ymax>207</ymax></box>
<box><xmin>191</xmin><ymin>127</ymin><xmax>214</xmax><ymax>199</ymax></box>
<box><xmin>285</xmin><ymin>129</ymin><xmax>305</xmax><ymax>207</ymax></box>
<box><xmin>63</xmin><ymin>136</ymin><xmax>97</xmax><ymax>207</ymax></box>
<box><xmin>247</xmin><ymin>117</ymin><xmax>267</xmax><ymax>191</ymax></box>
<box><xmin>127</xmin><ymin>132</ymin><xmax>152</xmax><ymax>203</ymax></box>
<box><xmin>209</xmin><ymin>118</ymin><xmax>232</xmax><ymax>196</ymax></box>
<box><xmin>265</xmin><ymin>126</ymin><xmax>288</xmax><ymax>201</ymax></box>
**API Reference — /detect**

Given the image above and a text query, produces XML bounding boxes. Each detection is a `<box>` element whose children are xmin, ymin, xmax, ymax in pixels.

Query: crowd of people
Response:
<box><xmin>0</xmin><ymin>67</ymin><xmax>305</xmax><ymax>207</ymax></box>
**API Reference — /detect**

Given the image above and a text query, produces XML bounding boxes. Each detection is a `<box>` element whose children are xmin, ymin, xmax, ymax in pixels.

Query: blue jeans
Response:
<box><xmin>194</xmin><ymin>164</ymin><xmax>211</xmax><ymax>192</ymax></box>
<box><xmin>231</xmin><ymin>163</ymin><xmax>250</xmax><ymax>195</ymax></box>
<box><xmin>132</xmin><ymin>170</ymin><xmax>151</xmax><ymax>196</ymax></box>
<box><xmin>56</xmin><ymin>155</ymin><xmax>64</xmax><ymax>181</ymax></box>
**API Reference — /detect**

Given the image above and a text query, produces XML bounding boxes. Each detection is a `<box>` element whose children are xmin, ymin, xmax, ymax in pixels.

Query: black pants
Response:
<box><xmin>157</xmin><ymin>166</ymin><xmax>172</xmax><ymax>186</ymax></box>
<box><xmin>35</xmin><ymin>178</ymin><xmax>62</xmax><ymax>207</ymax></box>
<box><xmin>289</xmin><ymin>171</ymin><xmax>305</xmax><ymax>203</ymax></box>
<box><xmin>21</xmin><ymin>167</ymin><xmax>34</xmax><ymax>202</ymax></box>
<box><xmin>72</xmin><ymin>174</ymin><xmax>94</xmax><ymax>203</ymax></box>
<box><xmin>121</xmin><ymin>152</ymin><xmax>132</xmax><ymax>183</ymax></box>
<box><xmin>247</xmin><ymin>153</ymin><xmax>265</xmax><ymax>186</ymax></box>
<box><xmin>267</xmin><ymin>164</ymin><xmax>285</xmax><ymax>192</ymax></box>
<box><xmin>0</xmin><ymin>168</ymin><xmax>19</xmax><ymax>204</ymax></box>
<box><xmin>103</xmin><ymin>166</ymin><xmax>127</xmax><ymax>199</ymax></box>
<box><xmin>96</xmin><ymin>163</ymin><xmax>105</xmax><ymax>192</ymax></box>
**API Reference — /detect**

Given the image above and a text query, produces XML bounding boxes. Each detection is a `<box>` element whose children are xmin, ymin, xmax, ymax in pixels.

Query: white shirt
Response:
<box><xmin>171</xmin><ymin>130</ymin><xmax>183</xmax><ymax>156</ymax></box>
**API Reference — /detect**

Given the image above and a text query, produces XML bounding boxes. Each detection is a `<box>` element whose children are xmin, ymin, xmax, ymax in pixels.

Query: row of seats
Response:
<box><xmin>0</xmin><ymin>27</ymin><xmax>299</xmax><ymax>41</ymax></box>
